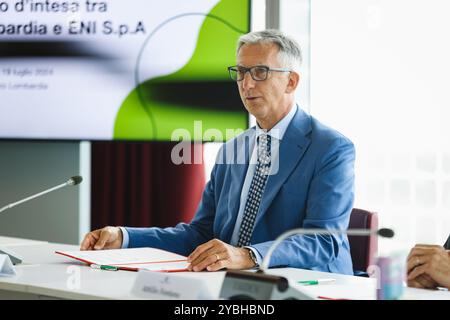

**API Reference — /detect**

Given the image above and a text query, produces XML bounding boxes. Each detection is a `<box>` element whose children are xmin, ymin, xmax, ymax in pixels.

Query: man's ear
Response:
<box><xmin>285</xmin><ymin>71</ymin><xmax>300</xmax><ymax>94</ymax></box>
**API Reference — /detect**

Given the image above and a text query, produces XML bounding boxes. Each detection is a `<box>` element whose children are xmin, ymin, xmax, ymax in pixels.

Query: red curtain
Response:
<box><xmin>91</xmin><ymin>142</ymin><xmax>205</xmax><ymax>230</ymax></box>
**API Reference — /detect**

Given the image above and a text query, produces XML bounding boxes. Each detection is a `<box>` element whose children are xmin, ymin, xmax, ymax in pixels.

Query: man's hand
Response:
<box><xmin>407</xmin><ymin>274</ymin><xmax>438</xmax><ymax>289</ymax></box>
<box><xmin>187</xmin><ymin>239</ymin><xmax>256</xmax><ymax>272</ymax></box>
<box><xmin>407</xmin><ymin>245</ymin><xmax>439</xmax><ymax>289</ymax></box>
<box><xmin>80</xmin><ymin>226</ymin><xmax>123</xmax><ymax>251</ymax></box>
<box><xmin>406</xmin><ymin>244</ymin><xmax>450</xmax><ymax>289</ymax></box>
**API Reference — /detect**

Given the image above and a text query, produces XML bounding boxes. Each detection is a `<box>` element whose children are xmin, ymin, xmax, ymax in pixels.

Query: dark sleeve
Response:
<box><xmin>444</xmin><ymin>235</ymin><xmax>450</xmax><ymax>250</ymax></box>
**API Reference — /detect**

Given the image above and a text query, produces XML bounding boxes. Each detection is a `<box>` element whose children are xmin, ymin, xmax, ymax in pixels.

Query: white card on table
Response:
<box><xmin>0</xmin><ymin>254</ymin><xmax>17</xmax><ymax>277</ymax></box>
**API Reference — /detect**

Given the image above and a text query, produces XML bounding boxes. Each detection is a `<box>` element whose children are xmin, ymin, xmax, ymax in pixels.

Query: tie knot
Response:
<box><xmin>258</xmin><ymin>133</ymin><xmax>271</xmax><ymax>149</ymax></box>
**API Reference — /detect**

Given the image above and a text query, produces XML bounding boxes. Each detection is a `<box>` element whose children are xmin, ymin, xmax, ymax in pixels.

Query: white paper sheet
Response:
<box><xmin>56</xmin><ymin>247</ymin><xmax>189</xmax><ymax>272</ymax></box>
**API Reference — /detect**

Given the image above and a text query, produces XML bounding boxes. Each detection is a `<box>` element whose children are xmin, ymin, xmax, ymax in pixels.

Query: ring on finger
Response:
<box><xmin>214</xmin><ymin>253</ymin><xmax>220</xmax><ymax>262</ymax></box>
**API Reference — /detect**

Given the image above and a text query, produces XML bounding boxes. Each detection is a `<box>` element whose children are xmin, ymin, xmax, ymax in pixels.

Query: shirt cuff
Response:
<box><xmin>120</xmin><ymin>227</ymin><xmax>129</xmax><ymax>249</ymax></box>
<box><xmin>244</xmin><ymin>246</ymin><xmax>263</xmax><ymax>267</ymax></box>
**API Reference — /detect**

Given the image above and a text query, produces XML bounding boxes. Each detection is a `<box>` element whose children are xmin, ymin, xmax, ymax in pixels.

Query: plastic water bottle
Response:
<box><xmin>376</xmin><ymin>251</ymin><xmax>406</xmax><ymax>300</ymax></box>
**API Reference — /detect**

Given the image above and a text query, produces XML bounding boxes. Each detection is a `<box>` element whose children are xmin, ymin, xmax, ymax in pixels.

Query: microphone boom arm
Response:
<box><xmin>0</xmin><ymin>176</ymin><xmax>82</xmax><ymax>265</ymax></box>
<box><xmin>260</xmin><ymin>228</ymin><xmax>381</xmax><ymax>272</ymax></box>
<box><xmin>0</xmin><ymin>182</ymin><xmax>69</xmax><ymax>214</ymax></box>
<box><xmin>0</xmin><ymin>176</ymin><xmax>82</xmax><ymax>214</ymax></box>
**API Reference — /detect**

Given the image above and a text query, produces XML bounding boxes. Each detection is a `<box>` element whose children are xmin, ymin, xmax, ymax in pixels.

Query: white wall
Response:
<box><xmin>281</xmin><ymin>0</ymin><xmax>311</xmax><ymax>111</ymax></box>
<box><xmin>310</xmin><ymin>0</ymin><xmax>450</xmax><ymax>253</ymax></box>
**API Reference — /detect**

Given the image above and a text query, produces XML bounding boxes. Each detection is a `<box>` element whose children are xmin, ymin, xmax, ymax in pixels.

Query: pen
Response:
<box><xmin>298</xmin><ymin>278</ymin><xmax>335</xmax><ymax>285</ymax></box>
<box><xmin>90</xmin><ymin>264</ymin><xmax>119</xmax><ymax>271</ymax></box>
<box><xmin>317</xmin><ymin>296</ymin><xmax>351</xmax><ymax>300</ymax></box>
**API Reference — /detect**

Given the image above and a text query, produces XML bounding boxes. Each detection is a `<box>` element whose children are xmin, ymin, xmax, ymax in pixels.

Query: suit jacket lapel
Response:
<box><xmin>223</xmin><ymin>129</ymin><xmax>254</xmax><ymax>242</ymax></box>
<box><xmin>254</xmin><ymin>108</ymin><xmax>312</xmax><ymax>227</ymax></box>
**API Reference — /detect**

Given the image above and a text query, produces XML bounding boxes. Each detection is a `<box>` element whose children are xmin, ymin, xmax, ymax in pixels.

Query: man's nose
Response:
<box><xmin>241</xmin><ymin>71</ymin><xmax>256</xmax><ymax>90</ymax></box>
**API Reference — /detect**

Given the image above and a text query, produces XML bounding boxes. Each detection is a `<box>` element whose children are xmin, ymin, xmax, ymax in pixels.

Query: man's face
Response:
<box><xmin>236</xmin><ymin>43</ymin><xmax>292</xmax><ymax>124</ymax></box>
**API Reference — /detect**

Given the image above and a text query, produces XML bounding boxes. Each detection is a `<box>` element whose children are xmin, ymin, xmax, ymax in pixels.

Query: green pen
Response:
<box><xmin>298</xmin><ymin>278</ymin><xmax>335</xmax><ymax>285</ymax></box>
<box><xmin>90</xmin><ymin>264</ymin><xmax>119</xmax><ymax>271</ymax></box>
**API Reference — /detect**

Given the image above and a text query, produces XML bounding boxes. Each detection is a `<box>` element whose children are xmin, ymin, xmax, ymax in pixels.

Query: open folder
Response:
<box><xmin>55</xmin><ymin>248</ymin><xmax>189</xmax><ymax>272</ymax></box>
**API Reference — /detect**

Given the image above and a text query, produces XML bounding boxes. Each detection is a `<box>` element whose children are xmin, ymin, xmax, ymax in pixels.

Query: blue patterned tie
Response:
<box><xmin>237</xmin><ymin>133</ymin><xmax>272</xmax><ymax>247</ymax></box>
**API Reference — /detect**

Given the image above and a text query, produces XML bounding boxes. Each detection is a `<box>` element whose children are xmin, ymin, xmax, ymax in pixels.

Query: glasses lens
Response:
<box><xmin>251</xmin><ymin>66</ymin><xmax>268</xmax><ymax>81</ymax></box>
<box><xmin>236</xmin><ymin>67</ymin><xmax>248</xmax><ymax>81</ymax></box>
<box><xmin>228</xmin><ymin>68</ymin><xmax>237</xmax><ymax>81</ymax></box>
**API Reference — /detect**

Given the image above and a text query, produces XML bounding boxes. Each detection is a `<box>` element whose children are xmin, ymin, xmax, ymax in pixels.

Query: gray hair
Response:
<box><xmin>237</xmin><ymin>29</ymin><xmax>302</xmax><ymax>71</ymax></box>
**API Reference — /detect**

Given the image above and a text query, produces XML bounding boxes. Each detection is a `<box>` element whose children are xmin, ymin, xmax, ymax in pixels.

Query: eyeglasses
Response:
<box><xmin>227</xmin><ymin>65</ymin><xmax>291</xmax><ymax>81</ymax></box>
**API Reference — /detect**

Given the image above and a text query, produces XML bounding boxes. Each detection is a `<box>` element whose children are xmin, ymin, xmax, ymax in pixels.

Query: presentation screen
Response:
<box><xmin>0</xmin><ymin>0</ymin><xmax>250</xmax><ymax>141</ymax></box>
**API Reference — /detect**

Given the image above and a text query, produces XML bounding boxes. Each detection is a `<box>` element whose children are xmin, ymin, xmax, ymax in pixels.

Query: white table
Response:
<box><xmin>0</xmin><ymin>236</ymin><xmax>48</xmax><ymax>247</ymax></box>
<box><xmin>0</xmin><ymin>236</ymin><xmax>448</xmax><ymax>300</ymax></box>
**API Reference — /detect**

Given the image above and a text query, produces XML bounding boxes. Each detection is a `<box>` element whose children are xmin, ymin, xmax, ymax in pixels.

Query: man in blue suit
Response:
<box><xmin>81</xmin><ymin>29</ymin><xmax>355</xmax><ymax>275</ymax></box>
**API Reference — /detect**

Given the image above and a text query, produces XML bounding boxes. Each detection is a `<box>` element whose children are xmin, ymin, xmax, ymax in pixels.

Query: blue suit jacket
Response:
<box><xmin>126</xmin><ymin>107</ymin><xmax>355</xmax><ymax>275</ymax></box>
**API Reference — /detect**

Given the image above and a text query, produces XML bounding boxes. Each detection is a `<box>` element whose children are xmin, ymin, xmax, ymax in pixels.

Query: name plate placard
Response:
<box><xmin>131</xmin><ymin>270</ymin><xmax>213</xmax><ymax>300</ymax></box>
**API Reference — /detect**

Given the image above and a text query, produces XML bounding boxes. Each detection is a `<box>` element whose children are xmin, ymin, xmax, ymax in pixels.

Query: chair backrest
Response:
<box><xmin>348</xmin><ymin>208</ymin><xmax>378</xmax><ymax>273</ymax></box>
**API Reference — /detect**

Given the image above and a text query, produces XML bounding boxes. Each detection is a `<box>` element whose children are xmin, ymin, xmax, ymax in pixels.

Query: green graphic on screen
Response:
<box><xmin>113</xmin><ymin>0</ymin><xmax>250</xmax><ymax>141</ymax></box>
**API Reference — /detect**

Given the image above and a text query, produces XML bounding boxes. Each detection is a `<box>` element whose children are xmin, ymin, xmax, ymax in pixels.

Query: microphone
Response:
<box><xmin>219</xmin><ymin>226</ymin><xmax>394</xmax><ymax>300</ymax></box>
<box><xmin>0</xmin><ymin>176</ymin><xmax>83</xmax><ymax>214</ymax></box>
<box><xmin>0</xmin><ymin>176</ymin><xmax>83</xmax><ymax>265</ymax></box>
